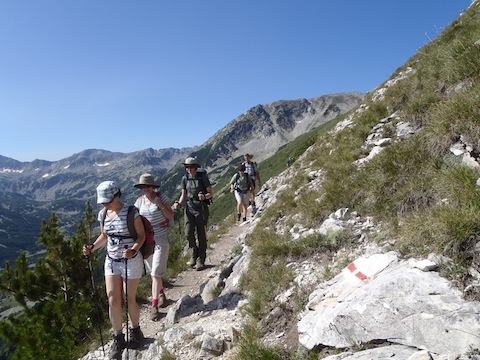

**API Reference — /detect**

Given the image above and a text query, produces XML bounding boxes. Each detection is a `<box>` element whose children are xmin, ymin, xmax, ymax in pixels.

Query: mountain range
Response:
<box><xmin>0</xmin><ymin>92</ymin><xmax>364</xmax><ymax>264</ymax></box>
<box><xmin>2</xmin><ymin>2</ymin><xmax>480</xmax><ymax>358</ymax></box>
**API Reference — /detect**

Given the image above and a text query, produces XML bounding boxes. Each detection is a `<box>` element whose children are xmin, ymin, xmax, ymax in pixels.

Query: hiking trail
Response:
<box><xmin>81</xmin><ymin>214</ymin><xmax>251</xmax><ymax>360</ymax></box>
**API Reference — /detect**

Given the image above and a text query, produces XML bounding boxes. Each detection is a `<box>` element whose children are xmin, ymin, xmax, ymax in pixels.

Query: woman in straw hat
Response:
<box><xmin>134</xmin><ymin>173</ymin><xmax>174</xmax><ymax>321</ymax></box>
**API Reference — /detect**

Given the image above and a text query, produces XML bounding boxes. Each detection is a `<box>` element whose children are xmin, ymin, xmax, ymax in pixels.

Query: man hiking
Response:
<box><xmin>242</xmin><ymin>153</ymin><xmax>261</xmax><ymax>215</ymax></box>
<box><xmin>173</xmin><ymin>157</ymin><xmax>213</xmax><ymax>271</ymax></box>
<box><xmin>230</xmin><ymin>164</ymin><xmax>253</xmax><ymax>222</ymax></box>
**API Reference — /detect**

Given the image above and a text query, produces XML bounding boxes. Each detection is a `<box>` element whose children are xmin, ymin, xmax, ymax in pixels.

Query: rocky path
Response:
<box><xmin>141</xmin><ymin>218</ymin><xmax>247</xmax><ymax>331</ymax></box>
<box><xmin>81</xmin><ymin>214</ymin><xmax>252</xmax><ymax>359</ymax></box>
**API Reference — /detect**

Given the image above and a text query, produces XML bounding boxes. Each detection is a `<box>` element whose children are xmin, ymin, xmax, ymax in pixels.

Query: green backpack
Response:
<box><xmin>183</xmin><ymin>168</ymin><xmax>212</xmax><ymax>205</ymax></box>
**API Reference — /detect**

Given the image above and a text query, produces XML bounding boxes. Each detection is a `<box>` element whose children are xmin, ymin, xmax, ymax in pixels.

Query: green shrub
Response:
<box><xmin>234</xmin><ymin>321</ymin><xmax>284</xmax><ymax>360</ymax></box>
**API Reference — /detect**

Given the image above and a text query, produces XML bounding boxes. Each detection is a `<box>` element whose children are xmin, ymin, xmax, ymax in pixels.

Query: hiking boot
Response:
<box><xmin>237</xmin><ymin>213</ymin><xmax>241</xmax><ymax>221</ymax></box>
<box><xmin>188</xmin><ymin>256</ymin><xmax>197</xmax><ymax>268</ymax></box>
<box><xmin>188</xmin><ymin>248</ymin><xmax>199</xmax><ymax>268</ymax></box>
<box><xmin>128</xmin><ymin>326</ymin><xmax>144</xmax><ymax>349</ymax></box>
<box><xmin>251</xmin><ymin>206</ymin><xmax>257</xmax><ymax>215</ymax></box>
<box><xmin>195</xmin><ymin>260</ymin><xmax>206</xmax><ymax>271</ymax></box>
<box><xmin>150</xmin><ymin>305</ymin><xmax>159</xmax><ymax>321</ymax></box>
<box><xmin>110</xmin><ymin>333</ymin><xmax>126</xmax><ymax>359</ymax></box>
<box><xmin>242</xmin><ymin>217</ymin><xmax>247</xmax><ymax>222</ymax></box>
<box><xmin>158</xmin><ymin>293</ymin><xmax>168</xmax><ymax>308</ymax></box>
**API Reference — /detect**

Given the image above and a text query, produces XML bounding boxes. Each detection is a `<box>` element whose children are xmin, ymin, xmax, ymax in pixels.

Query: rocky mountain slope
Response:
<box><xmin>80</xmin><ymin>2</ymin><xmax>480</xmax><ymax>358</ymax></box>
<box><xmin>201</xmin><ymin>92</ymin><xmax>365</xmax><ymax>168</ymax></box>
<box><xmin>81</xmin><ymin>137</ymin><xmax>480</xmax><ymax>359</ymax></box>
<box><xmin>0</xmin><ymin>93</ymin><xmax>363</xmax><ymax>264</ymax></box>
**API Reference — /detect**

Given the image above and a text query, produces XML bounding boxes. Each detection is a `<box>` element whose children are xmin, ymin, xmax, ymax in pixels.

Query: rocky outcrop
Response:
<box><xmin>298</xmin><ymin>251</ymin><xmax>480</xmax><ymax>356</ymax></box>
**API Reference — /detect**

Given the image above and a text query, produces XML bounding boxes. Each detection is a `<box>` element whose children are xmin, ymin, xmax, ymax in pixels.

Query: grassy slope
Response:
<box><xmin>231</xmin><ymin>2</ymin><xmax>480</xmax><ymax>359</ymax></box>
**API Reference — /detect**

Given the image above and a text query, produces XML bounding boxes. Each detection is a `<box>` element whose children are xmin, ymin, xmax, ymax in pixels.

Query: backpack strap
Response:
<box><xmin>101</xmin><ymin>206</ymin><xmax>137</xmax><ymax>239</ymax></box>
<box><xmin>184</xmin><ymin>173</ymin><xmax>208</xmax><ymax>192</ymax></box>
<box><xmin>99</xmin><ymin>208</ymin><xmax>118</xmax><ymax>239</ymax></box>
<box><xmin>126</xmin><ymin>205</ymin><xmax>138</xmax><ymax>240</ymax></box>
<box><xmin>100</xmin><ymin>207</ymin><xmax>107</xmax><ymax>231</ymax></box>
<box><xmin>198</xmin><ymin>173</ymin><xmax>206</xmax><ymax>192</ymax></box>
<box><xmin>182</xmin><ymin>174</ymin><xmax>187</xmax><ymax>190</ymax></box>
<box><xmin>197</xmin><ymin>173</ymin><xmax>204</xmax><ymax>191</ymax></box>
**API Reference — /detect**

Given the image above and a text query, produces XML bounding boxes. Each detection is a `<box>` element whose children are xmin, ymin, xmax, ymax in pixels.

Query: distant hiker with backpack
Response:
<box><xmin>230</xmin><ymin>164</ymin><xmax>253</xmax><ymax>222</ymax></box>
<box><xmin>172</xmin><ymin>157</ymin><xmax>213</xmax><ymax>271</ymax></box>
<box><xmin>82</xmin><ymin>181</ymin><xmax>145</xmax><ymax>359</ymax></box>
<box><xmin>243</xmin><ymin>153</ymin><xmax>261</xmax><ymax>215</ymax></box>
<box><xmin>134</xmin><ymin>173</ymin><xmax>174</xmax><ymax>321</ymax></box>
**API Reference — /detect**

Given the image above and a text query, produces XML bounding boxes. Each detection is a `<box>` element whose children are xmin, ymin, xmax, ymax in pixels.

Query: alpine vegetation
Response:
<box><xmin>1</xmin><ymin>2</ymin><xmax>480</xmax><ymax>360</ymax></box>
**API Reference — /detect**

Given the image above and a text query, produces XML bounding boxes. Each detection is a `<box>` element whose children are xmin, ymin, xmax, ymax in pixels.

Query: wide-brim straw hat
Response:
<box><xmin>134</xmin><ymin>173</ymin><xmax>160</xmax><ymax>188</ymax></box>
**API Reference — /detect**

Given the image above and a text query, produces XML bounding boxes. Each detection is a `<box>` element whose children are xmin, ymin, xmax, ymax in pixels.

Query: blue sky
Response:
<box><xmin>0</xmin><ymin>1</ymin><xmax>472</xmax><ymax>162</ymax></box>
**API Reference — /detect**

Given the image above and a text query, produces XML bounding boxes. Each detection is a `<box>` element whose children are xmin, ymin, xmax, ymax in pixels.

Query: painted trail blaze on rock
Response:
<box><xmin>298</xmin><ymin>251</ymin><xmax>480</xmax><ymax>356</ymax></box>
<box><xmin>347</xmin><ymin>262</ymin><xmax>368</xmax><ymax>281</ymax></box>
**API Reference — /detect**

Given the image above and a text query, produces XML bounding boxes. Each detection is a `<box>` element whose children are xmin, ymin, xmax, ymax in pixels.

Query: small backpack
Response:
<box><xmin>126</xmin><ymin>206</ymin><xmax>155</xmax><ymax>259</ymax></box>
<box><xmin>101</xmin><ymin>206</ymin><xmax>156</xmax><ymax>259</ymax></box>
<box><xmin>233</xmin><ymin>172</ymin><xmax>251</xmax><ymax>192</ymax></box>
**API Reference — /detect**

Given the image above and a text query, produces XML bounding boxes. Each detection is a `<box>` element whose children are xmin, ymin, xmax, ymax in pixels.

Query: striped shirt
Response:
<box><xmin>98</xmin><ymin>204</ymin><xmax>138</xmax><ymax>260</ymax></box>
<box><xmin>135</xmin><ymin>193</ymin><xmax>170</xmax><ymax>243</ymax></box>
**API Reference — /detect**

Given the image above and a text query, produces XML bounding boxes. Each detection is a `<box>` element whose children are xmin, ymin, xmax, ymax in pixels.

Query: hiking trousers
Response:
<box><xmin>185</xmin><ymin>204</ymin><xmax>208</xmax><ymax>262</ymax></box>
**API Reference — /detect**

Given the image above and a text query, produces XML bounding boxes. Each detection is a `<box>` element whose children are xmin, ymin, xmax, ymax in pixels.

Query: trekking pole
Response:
<box><xmin>176</xmin><ymin>209</ymin><xmax>182</xmax><ymax>236</ymax></box>
<box><xmin>84</xmin><ymin>247</ymin><xmax>105</xmax><ymax>357</ymax></box>
<box><xmin>232</xmin><ymin>190</ymin><xmax>237</xmax><ymax>225</ymax></box>
<box><xmin>124</xmin><ymin>245</ymin><xmax>129</xmax><ymax>360</ymax></box>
